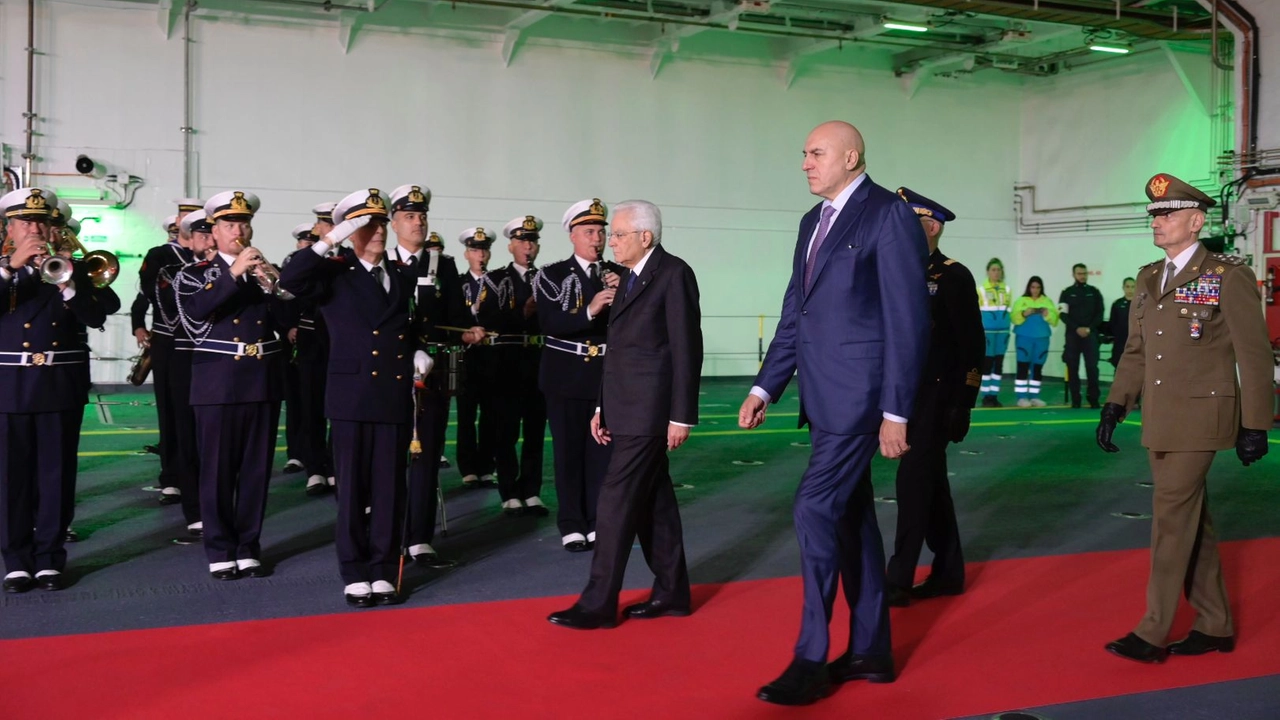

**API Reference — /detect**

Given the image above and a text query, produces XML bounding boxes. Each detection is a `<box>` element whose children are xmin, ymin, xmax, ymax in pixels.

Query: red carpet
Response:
<box><xmin>7</xmin><ymin>539</ymin><xmax>1280</xmax><ymax>719</ymax></box>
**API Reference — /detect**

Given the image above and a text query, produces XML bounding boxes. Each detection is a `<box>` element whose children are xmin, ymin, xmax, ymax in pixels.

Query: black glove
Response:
<box><xmin>1096</xmin><ymin>402</ymin><xmax>1125</xmax><ymax>453</ymax></box>
<box><xmin>946</xmin><ymin>406</ymin><xmax>971</xmax><ymax>443</ymax></box>
<box><xmin>1236</xmin><ymin>428</ymin><xmax>1269</xmax><ymax>466</ymax></box>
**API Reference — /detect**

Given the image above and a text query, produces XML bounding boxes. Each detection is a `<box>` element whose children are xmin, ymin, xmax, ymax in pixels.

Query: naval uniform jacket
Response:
<box><xmin>921</xmin><ymin>249</ymin><xmax>985</xmax><ymax>410</ymax></box>
<box><xmin>173</xmin><ymin>254</ymin><xmax>285</xmax><ymax>406</ymax></box>
<box><xmin>0</xmin><ymin>266</ymin><xmax>111</xmax><ymax>413</ymax></box>
<box><xmin>279</xmin><ymin>250</ymin><xmax>417</xmax><ymax>425</ymax></box>
<box><xmin>535</xmin><ymin>257</ymin><xmax>624</xmax><ymax>400</ymax></box>
<box><xmin>1107</xmin><ymin>244</ymin><xmax>1273</xmax><ymax>451</ymax></box>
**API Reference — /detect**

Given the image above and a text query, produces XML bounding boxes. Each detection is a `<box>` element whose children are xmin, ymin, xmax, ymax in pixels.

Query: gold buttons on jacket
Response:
<box><xmin>372</xmin><ymin>371</ymin><xmax>378</xmax><ymax>377</ymax></box>
<box><xmin>1154</xmin><ymin>379</ymin><xmax>1162</xmax><ymax>385</ymax></box>
<box><xmin>1156</xmin><ymin>330</ymin><xmax>1163</xmax><ymax>336</ymax></box>
<box><xmin>373</xmin><ymin>330</ymin><xmax>380</xmax><ymax>336</ymax></box>
<box><xmin>1156</xmin><ymin>354</ymin><xmax>1162</xmax><ymax>360</ymax></box>
<box><xmin>398</xmin><ymin>334</ymin><xmax>404</xmax><ymax>340</ymax></box>
<box><xmin>22</xmin><ymin>323</ymin><xmax>30</xmax><ymax>329</ymax></box>
<box><xmin>233</xmin><ymin>319</ymin><xmax>241</xmax><ymax>325</ymax></box>
<box><xmin>372</xmin><ymin>350</ymin><xmax>379</xmax><ymax>356</ymax></box>
<box><xmin>1157</xmin><ymin>304</ymin><xmax>1163</xmax><ymax>310</ymax></box>
<box><xmin>51</xmin><ymin>342</ymin><xmax>58</xmax><ymax>348</ymax></box>
<box><xmin>397</xmin><ymin>354</ymin><xmax>403</xmax><ymax>359</ymax></box>
<box><xmin>22</xmin><ymin>342</ymin><xmax>30</xmax><ymax>348</ymax></box>
<box><xmin>396</xmin><ymin>375</ymin><xmax>403</xmax><ymax>380</ymax></box>
<box><xmin>233</xmin><ymin>337</ymin><xmax>241</xmax><ymax>342</ymax></box>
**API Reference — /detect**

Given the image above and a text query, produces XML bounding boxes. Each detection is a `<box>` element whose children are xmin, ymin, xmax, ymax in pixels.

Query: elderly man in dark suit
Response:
<box><xmin>740</xmin><ymin>121</ymin><xmax>931</xmax><ymax>705</ymax></box>
<box><xmin>547</xmin><ymin>199</ymin><xmax>703</xmax><ymax>630</ymax></box>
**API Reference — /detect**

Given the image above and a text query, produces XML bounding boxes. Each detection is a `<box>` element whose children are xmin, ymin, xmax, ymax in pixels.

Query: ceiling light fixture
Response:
<box><xmin>883</xmin><ymin>21</ymin><xmax>929</xmax><ymax>33</ymax></box>
<box><xmin>1089</xmin><ymin>43</ymin><xmax>1131</xmax><ymax>54</ymax></box>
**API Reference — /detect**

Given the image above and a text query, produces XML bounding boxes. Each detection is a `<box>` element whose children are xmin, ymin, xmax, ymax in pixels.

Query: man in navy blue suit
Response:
<box><xmin>740</xmin><ymin>121</ymin><xmax>930</xmax><ymax>705</ymax></box>
<box><xmin>280</xmin><ymin>187</ymin><xmax>426</xmax><ymax>607</ymax></box>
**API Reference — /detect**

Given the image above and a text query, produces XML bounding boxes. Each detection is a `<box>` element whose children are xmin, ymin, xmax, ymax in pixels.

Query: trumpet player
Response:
<box><xmin>173</xmin><ymin>191</ymin><xmax>285</xmax><ymax>582</ymax></box>
<box><xmin>279</xmin><ymin>188</ymin><xmax>425</xmax><ymax>608</ymax></box>
<box><xmin>387</xmin><ymin>184</ymin><xmax>468</xmax><ymax>568</ymax></box>
<box><xmin>138</xmin><ymin>201</ymin><xmax>203</xmax><ymax>505</ymax></box>
<box><xmin>0</xmin><ymin>188</ymin><xmax>113</xmax><ymax>593</ymax></box>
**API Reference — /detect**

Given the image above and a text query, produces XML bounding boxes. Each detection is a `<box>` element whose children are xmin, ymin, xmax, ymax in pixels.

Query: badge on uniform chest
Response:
<box><xmin>927</xmin><ymin>281</ymin><xmax>938</xmax><ymax>297</ymax></box>
<box><xmin>1174</xmin><ymin>274</ymin><xmax>1221</xmax><ymax>306</ymax></box>
<box><xmin>1188</xmin><ymin>319</ymin><xmax>1203</xmax><ymax>339</ymax></box>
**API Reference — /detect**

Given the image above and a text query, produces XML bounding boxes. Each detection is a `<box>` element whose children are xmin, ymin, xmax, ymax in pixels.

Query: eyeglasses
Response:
<box><xmin>607</xmin><ymin>230</ymin><xmax>643</xmax><ymax>240</ymax></box>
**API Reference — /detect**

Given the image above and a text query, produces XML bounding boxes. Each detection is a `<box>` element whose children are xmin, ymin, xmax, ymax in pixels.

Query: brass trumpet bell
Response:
<box><xmin>82</xmin><ymin>249</ymin><xmax>120</xmax><ymax>288</ymax></box>
<box><xmin>40</xmin><ymin>255</ymin><xmax>74</xmax><ymax>285</ymax></box>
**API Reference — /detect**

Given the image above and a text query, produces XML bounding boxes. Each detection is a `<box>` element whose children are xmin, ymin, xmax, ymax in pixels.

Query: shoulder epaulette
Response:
<box><xmin>1208</xmin><ymin>253</ymin><xmax>1246</xmax><ymax>266</ymax></box>
<box><xmin>1139</xmin><ymin>259</ymin><xmax>1163</xmax><ymax>271</ymax></box>
<box><xmin>943</xmin><ymin>258</ymin><xmax>956</xmax><ymax>266</ymax></box>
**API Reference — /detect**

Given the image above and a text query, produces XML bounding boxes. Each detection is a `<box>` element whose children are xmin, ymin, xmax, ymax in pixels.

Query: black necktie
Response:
<box><xmin>588</xmin><ymin>262</ymin><xmax>601</xmax><ymax>291</ymax></box>
<box><xmin>371</xmin><ymin>266</ymin><xmax>387</xmax><ymax>296</ymax></box>
<box><xmin>407</xmin><ymin>255</ymin><xmax>418</xmax><ymax>268</ymax></box>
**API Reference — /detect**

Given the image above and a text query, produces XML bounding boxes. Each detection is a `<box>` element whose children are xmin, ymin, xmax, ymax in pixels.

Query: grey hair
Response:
<box><xmin>613</xmin><ymin>200</ymin><xmax>662</xmax><ymax>244</ymax></box>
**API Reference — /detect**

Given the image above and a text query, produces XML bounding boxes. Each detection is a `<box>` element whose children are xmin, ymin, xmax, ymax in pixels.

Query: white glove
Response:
<box><xmin>327</xmin><ymin>215</ymin><xmax>371</xmax><ymax>245</ymax></box>
<box><xmin>414</xmin><ymin>350</ymin><xmax>432</xmax><ymax>376</ymax></box>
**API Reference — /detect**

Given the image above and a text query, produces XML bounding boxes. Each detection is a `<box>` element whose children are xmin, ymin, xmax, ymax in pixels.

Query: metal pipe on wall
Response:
<box><xmin>23</xmin><ymin>0</ymin><xmax>36</xmax><ymax>186</ymax></box>
<box><xmin>182</xmin><ymin>1</ymin><xmax>194</xmax><ymax>197</ymax></box>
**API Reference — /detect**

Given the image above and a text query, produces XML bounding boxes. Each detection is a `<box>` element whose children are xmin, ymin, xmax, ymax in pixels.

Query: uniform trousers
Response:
<box><xmin>576</xmin><ymin>434</ymin><xmax>689</xmax><ymax>617</ymax></box>
<box><xmin>194</xmin><ymin>402</ymin><xmax>281</xmax><ymax>564</ymax></box>
<box><xmin>405</xmin><ymin>374</ymin><xmax>451</xmax><ymax>548</ymax></box>
<box><xmin>545</xmin><ymin>395</ymin><xmax>610</xmax><ymax>538</ymax></box>
<box><xmin>793</xmin><ymin>430</ymin><xmax>888</xmax><ymax>663</ymax></box>
<box><xmin>1135</xmin><ymin>449</ymin><xmax>1232</xmax><ymax>645</ymax></box>
<box><xmin>331</xmin><ymin>419</ymin><xmax>409</xmax><ymax>584</ymax></box>
<box><xmin>295</xmin><ymin>345</ymin><xmax>332</xmax><ymax>478</ymax></box>
<box><xmin>1</xmin><ymin>410</ymin><xmax>80</xmax><ymax>574</ymax></box>
<box><xmin>885</xmin><ymin>384</ymin><xmax>964</xmax><ymax>591</ymax></box>
<box><xmin>167</xmin><ymin>346</ymin><xmax>201</xmax><ymax>524</ymax></box>
<box><xmin>151</xmin><ymin>335</ymin><xmax>180</xmax><ymax>491</ymax></box>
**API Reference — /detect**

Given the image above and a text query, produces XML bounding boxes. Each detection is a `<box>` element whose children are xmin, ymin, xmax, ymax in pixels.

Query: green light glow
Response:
<box><xmin>1089</xmin><ymin>44</ymin><xmax>1131</xmax><ymax>54</ymax></box>
<box><xmin>53</xmin><ymin>187</ymin><xmax>106</xmax><ymax>201</ymax></box>
<box><xmin>883</xmin><ymin>22</ymin><xmax>929</xmax><ymax>33</ymax></box>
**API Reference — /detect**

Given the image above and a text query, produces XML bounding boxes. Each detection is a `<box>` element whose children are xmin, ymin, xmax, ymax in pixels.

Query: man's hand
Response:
<box><xmin>523</xmin><ymin>295</ymin><xmax>537</xmax><ymax>319</ymax></box>
<box><xmin>229</xmin><ymin>249</ymin><xmax>261</xmax><ymax>279</ymax></box>
<box><xmin>590</xmin><ymin>412</ymin><xmax>611</xmax><ymax>445</ymax></box>
<box><xmin>1096</xmin><ymin>402</ymin><xmax>1125</xmax><ymax>452</ymax></box>
<box><xmin>461</xmin><ymin>326</ymin><xmax>487</xmax><ymax>345</ymax></box>
<box><xmin>879</xmin><ymin>419</ymin><xmax>909</xmax><ymax>459</ymax></box>
<box><xmin>134</xmin><ymin>328</ymin><xmax>151</xmax><ymax>349</ymax></box>
<box><xmin>9</xmin><ymin>235</ymin><xmax>43</xmax><ymax>270</ymax></box>
<box><xmin>326</xmin><ymin>215</ymin><xmax>371</xmax><ymax>245</ymax></box>
<box><xmin>587</xmin><ymin>288</ymin><xmax>616</xmax><ymax>317</ymax></box>
<box><xmin>1076</xmin><ymin>327</ymin><xmax>1091</xmax><ymax>338</ymax></box>
<box><xmin>945</xmin><ymin>406</ymin><xmax>971</xmax><ymax>443</ymax></box>
<box><xmin>287</xmin><ymin>327</ymin><xmax>299</xmax><ymax>344</ymax></box>
<box><xmin>414</xmin><ymin>350</ymin><xmax>432</xmax><ymax>377</ymax></box>
<box><xmin>739</xmin><ymin>394</ymin><xmax>767</xmax><ymax>429</ymax></box>
<box><xmin>602</xmin><ymin>269</ymin><xmax>621</xmax><ymax>289</ymax></box>
<box><xmin>668</xmin><ymin>423</ymin><xmax>690</xmax><ymax>451</ymax></box>
<box><xmin>1236</xmin><ymin>428</ymin><xmax>1268</xmax><ymax>466</ymax></box>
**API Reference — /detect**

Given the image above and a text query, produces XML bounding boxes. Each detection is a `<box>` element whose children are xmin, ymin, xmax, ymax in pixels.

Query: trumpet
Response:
<box><xmin>39</xmin><ymin>231</ymin><xmax>120</xmax><ymax>288</ymax></box>
<box><xmin>234</xmin><ymin>238</ymin><xmax>295</xmax><ymax>300</ymax></box>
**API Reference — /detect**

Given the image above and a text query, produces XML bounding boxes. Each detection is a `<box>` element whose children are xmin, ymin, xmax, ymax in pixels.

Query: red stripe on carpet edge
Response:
<box><xmin>5</xmin><ymin>539</ymin><xmax>1280</xmax><ymax>720</ymax></box>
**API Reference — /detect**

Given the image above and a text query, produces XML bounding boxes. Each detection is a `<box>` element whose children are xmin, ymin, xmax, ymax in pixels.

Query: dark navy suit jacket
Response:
<box><xmin>280</xmin><ymin>249</ymin><xmax>416</xmax><ymax>425</ymax></box>
<box><xmin>754</xmin><ymin>176</ymin><xmax>931</xmax><ymax>435</ymax></box>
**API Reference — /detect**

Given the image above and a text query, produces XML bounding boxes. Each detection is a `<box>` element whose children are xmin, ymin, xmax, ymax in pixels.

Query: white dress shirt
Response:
<box><xmin>1163</xmin><ymin>242</ymin><xmax>1202</xmax><ymax>292</ymax></box>
<box><xmin>358</xmin><ymin>256</ymin><xmax>391</xmax><ymax>293</ymax></box>
<box><xmin>751</xmin><ymin>173</ymin><xmax>906</xmax><ymax>424</ymax></box>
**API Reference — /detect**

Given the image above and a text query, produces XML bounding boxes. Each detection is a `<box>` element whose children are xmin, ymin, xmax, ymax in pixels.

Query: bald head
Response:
<box><xmin>803</xmin><ymin>121</ymin><xmax>868</xmax><ymax>201</ymax></box>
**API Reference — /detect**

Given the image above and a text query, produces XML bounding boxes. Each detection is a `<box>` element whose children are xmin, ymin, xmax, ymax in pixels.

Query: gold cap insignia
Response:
<box><xmin>230</xmin><ymin>191</ymin><xmax>251</xmax><ymax>213</ymax></box>
<box><xmin>522</xmin><ymin>216</ymin><xmax>538</xmax><ymax>231</ymax></box>
<box><xmin>366</xmin><ymin>189</ymin><xmax>385</xmax><ymax>210</ymax></box>
<box><xmin>588</xmin><ymin>198</ymin><xmax>605</xmax><ymax>216</ymax></box>
<box><xmin>428</xmin><ymin>232</ymin><xmax>442</xmax><ymax>242</ymax></box>
<box><xmin>25</xmin><ymin>189</ymin><xmax>47</xmax><ymax>210</ymax></box>
<box><xmin>1148</xmin><ymin>175</ymin><xmax>1170</xmax><ymax>198</ymax></box>
<box><xmin>475</xmin><ymin>228</ymin><xmax>487</xmax><ymax>242</ymax></box>
<box><xmin>408</xmin><ymin>186</ymin><xmax>426</xmax><ymax>204</ymax></box>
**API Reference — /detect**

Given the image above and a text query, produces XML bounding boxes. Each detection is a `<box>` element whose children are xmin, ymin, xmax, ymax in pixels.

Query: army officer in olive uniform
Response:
<box><xmin>1097</xmin><ymin>173</ymin><xmax>1272</xmax><ymax>663</ymax></box>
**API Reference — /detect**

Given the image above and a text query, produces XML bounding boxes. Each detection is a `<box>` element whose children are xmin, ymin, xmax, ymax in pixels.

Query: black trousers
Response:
<box><xmin>545</xmin><ymin>395</ymin><xmax>610</xmax><ymax>538</ymax></box>
<box><xmin>167</xmin><ymin>348</ymin><xmax>200</xmax><ymax>524</ymax></box>
<box><xmin>1</xmin><ymin>410</ymin><xmax>79</xmax><ymax>574</ymax></box>
<box><xmin>59</xmin><ymin>405</ymin><xmax>84</xmax><ymax>534</ymax></box>
<box><xmin>151</xmin><ymin>335</ymin><xmax>180</xmax><ymax>491</ymax></box>
<box><xmin>456</xmin><ymin>349</ymin><xmax>497</xmax><ymax>478</ymax></box>
<box><xmin>406</xmin><ymin>378</ymin><xmax>451</xmax><ymax>548</ymax></box>
<box><xmin>331</xmin><ymin>419</ymin><xmax>409</xmax><ymax>584</ymax></box>
<box><xmin>194</xmin><ymin>402</ymin><xmax>281</xmax><ymax>564</ymax></box>
<box><xmin>885</xmin><ymin>384</ymin><xmax>964</xmax><ymax>591</ymax></box>
<box><xmin>577</xmin><ymin>434</ymin><xmax>690</xmax><ymax>617</ymax></box>
<box><xmin>295</xmin><ymin>348</ymin><xmax>332</xmax><ymax>477</ymax></box>
<box><xmin>494</xmin><ymin>379</ymin><xmax>547</xmax><ymax>502</ymax></box>
<box><xmin>1063</xmin><ymin>331</ymin><xmax>1100</xmax><ymax>405</ymax></box>
<box><xmin>283</xmin><ymin>355</ymin><xmax>302</xmax><ymax>463</ymax></box>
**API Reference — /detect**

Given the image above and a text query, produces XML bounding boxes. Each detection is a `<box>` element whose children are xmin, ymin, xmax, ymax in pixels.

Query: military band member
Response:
<box><xmin>535</xmin><ymin>199</ymin><xmax>622</xmax><ymax>552</ymax></box>
<box><xmin>426</xmin><ymin>231</ymin><xmax>457</xmax><ymax>472</ymax></box>
<box><xmin>281</xmin><ymin>187</ymin><xmax>425</xmax><ymax>607</ymax></box>
<box><xmin>139</xmin><ymin>201</ymin><xmax>202</xmax><ymax>504</ymax></box>
<box><xmin>173</xmin><ymin>191</ymin><xmax>285</xmax><ymax>581</ymax></box>
<box><xmin>1098</xmin><ymin>174</ymin><xmax>1272</xmax><ymax>663</ymax></box>
<box><xmin>387</xmin><ymin>185</ymin><xmax>467</xmax><ymax>567</ymax></box>
<box><xmin>281</xmin><ymin>223</ymin><xmax>314</xmax><ymax>485</ymax></box>
<box><xmin>455</xmin><ymin>228</ymin><xmax>499</xmax><ymax>488</ymax></box>
<box><xmin>884</xmin><ymin>188</ymin><xmax>984</xmax><ymax>607</ymax></box>
<box><xmin>298</xmin><ymin>202</ymin><xmax>339</xmax><ymax>495</ymax></box>
<box><xmin>0</xmin><ymin>188</ymin><xmax>113</xmax><ymax>593</ymax></box>
<box><xmin>474</xmin><ymin>215</ymin><xmax>548</xmax><ymax>517</ymax></box>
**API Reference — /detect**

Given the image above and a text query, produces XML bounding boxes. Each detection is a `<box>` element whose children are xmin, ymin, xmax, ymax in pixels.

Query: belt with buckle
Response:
<box><xmin>152</xmin><ymin>324</ymin><xmax>175</xmax><ymax>337</ymax></box>
<box><xmin>489</xmin><ymin>334</ymin><xmax>543</xmax><ymax>348</ymax></box>
<box><xmin>544</xmin><ymin>336</ymin><xmax>606</xmax><ymax>358</ymax></box>
<box><xmin>176</xmin><ymin>338</ymin><xmax>282</xmax><ymax>358</ymax></box>
<box><xmin>0</xmin><ymin>350</ymin><xmax>88</xmax><ymax>367</ymax></box>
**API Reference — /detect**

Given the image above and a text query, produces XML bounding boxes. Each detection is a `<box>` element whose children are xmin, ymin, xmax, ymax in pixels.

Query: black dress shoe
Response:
<box><xmin>143</xmin><ymin>444</ymin><xmax>160</xmax><ymax>455</ymax></box>
<box><xmin>305</xmin><ymin>483</ymin><xmax>329</xmax><ymax>498</ymax></box>
<box><xmin>564</xmin><ymin>540</ymin><xmax>590</xmax><ymax>553</ymax></box>
<box><xmin>3</xmin><ymin>575</ymin><xmax>34</xmax><ymax>593</ymax></box>
<box><xmin>757</xmin><ymin>658</ymin><xmax>832</xmax><ymax>706</ymax></box>
<box><xmin>438</xmin><ymin>456</ymin><xmax>451</xmax><ymax>469</ymax></box>
<box><xmin>1168</xmin><ymin>631</ymin><xmax>1235</xmax><ymax>655</ymax></box>
<box><xmin>1106</xmin><ymin>633</ymin><xmax>1168</xmax><ymax>663</ymax></box>
<box><xmin>547</xmin><ymin>606</ymin><xmax>616</xmax><ymax>630</ymax></box>
<box><xmin>157</xmin><ymin>493</ymin><xmax>181</xmax><ymax>506</ymax></box>
<box><xmin>211</xmin><ymin>567</ymin><xmax>240</xmax><ymax>581</ymax></box>
<box><xmin>282</xmin><ymin>460</ymin><xmax>304</xmax><ymax>474</ymax></box>
<box><xmin>36</xmin><ymin>573</ymin><xmax>64</xmax><ymax>591</ymax></box>
<box><xmin>524</xmin><ymin>504</ymin><xmax>550</xmax><ymax>517</ymax></box>
<box><xmin>624</xmin><ymin>600</ymin><xmax>691</xmax><ymax>619</ymax></box>
<box><xmin>828</xmin><ymin>652</ymin><xmax>895</xmax><ymax>684</ymax></box>
<box><xmin>242</xmin><ymin>564</ymin><xmax>272</xmax><ymax>578</ymax></box>
<box><xmin>911</xmin><ymin>576</ymin><xmax>964</xmax><ymax>599</ymax></box>
<box><xmin>374</xmin><ymin>590</ymin><xmax>404</xmax><ymax>606</ymax></box>
<box><xmin>346</xmin><ymin>593</ymin><xmax>375</xmax><ymax>608</ymax></box>
<box><xmin>887</xmin><ymin>586</ymin><xmax>910</xmax><ymax>608</ymax></box>
<box><xmin>65</xmin><ymin>528</ymin><xmax>80</xmax><ymax>543</ymax></box>
<box><xmin>412</xmin><ymin>552</ymin><xmax>458</xmax><ymax>569</ymax></box>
